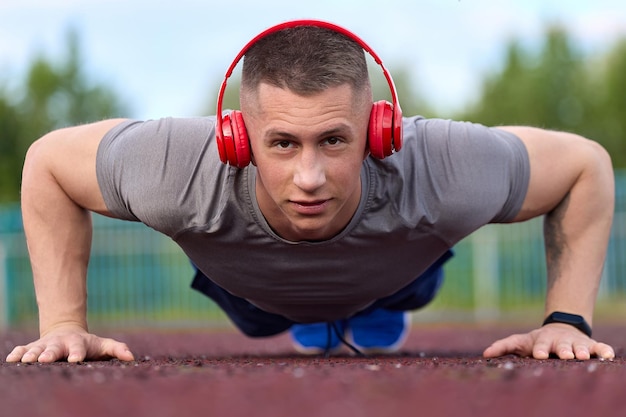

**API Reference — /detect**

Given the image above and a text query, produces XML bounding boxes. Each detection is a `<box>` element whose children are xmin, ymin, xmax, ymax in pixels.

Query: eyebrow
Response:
<box><xmin>265</xmin><ymin>124</ymin><xmax>353</xmax><ymax>140</ymax></box>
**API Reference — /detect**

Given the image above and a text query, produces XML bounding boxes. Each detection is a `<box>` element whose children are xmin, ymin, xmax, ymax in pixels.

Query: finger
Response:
<box><xmin>531</xmin><ymin>340</ymin><xmax>551</xmax><ymax>360</ymax></box>
<box><xmin>21</xmin><ymin>346</ymin><xmax>46</xmax><ymax>363</ymax></box>
<box><xmin>573</xmin><ymin>343</ymin><xmax>591</xmax><ymax>360</ymax></box>
<box><xmin>554</xmin><ymin>340</ymin><xmax>576</xmax><ymax>360</ymax></box>
<box><xmin>99</xmin><ymin>339</ymin><xmax>135</xmax><ymax>362</ymax></box>
<box><xmin>483</xmin><ymin>334</ymin><xmax>532</xmax><ymax>358</ymax></box>
<box><xmin>590</xmin><ymin>342</ymin><xmax>615</xmax><ymax>360</ymax></box>
<box><xmin>112</xmin><ymin>344</ymin><xmax>135</xmax><ymax>361</ymax></box>
<box><xmin>483</xmin><ymin>343</ymin><xmax>507</xmax><ymax>358</ymax></box>
<box><xmin>5</xmin><ymin>346</ymin><xmax>28</xmax><ymax>363</ymax></box>
<box><xmin>67</xmin><ymin>341</ymin><xmax>87</xmax><ymax>363</ymax></box>
<box><xmin>37</xmin><ymin>341</ymin><xmax>71</xmax><ymax>363</ymax></box>
<box><xmin>38</xmin><ymin>349</ymin><xmax>59</xmax><ymax>363</ymax></box>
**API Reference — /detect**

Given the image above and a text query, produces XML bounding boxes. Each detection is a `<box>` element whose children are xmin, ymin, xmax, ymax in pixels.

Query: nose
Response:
<box><xmin>293</xmin><ymin>148</ymin><xmax>326</xmax><ymax>192</ymax></box>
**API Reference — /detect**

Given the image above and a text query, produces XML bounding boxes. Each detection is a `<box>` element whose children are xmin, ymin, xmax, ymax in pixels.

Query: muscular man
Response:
<box><xmin>7</xmin><ymin>20</ymin><xmax>615</xmax><ymax>363</ymax></box>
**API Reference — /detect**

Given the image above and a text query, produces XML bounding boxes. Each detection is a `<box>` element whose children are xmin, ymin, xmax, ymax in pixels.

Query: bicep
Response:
<box><xmin>23</xmin><ymin>119</ymin><xmax>128</xmax><ymax>216</ymax></box>
<box><xmin>498</xmin><ymin>126</ymin><xmax>611</xmax><ymax>222</ymax></box>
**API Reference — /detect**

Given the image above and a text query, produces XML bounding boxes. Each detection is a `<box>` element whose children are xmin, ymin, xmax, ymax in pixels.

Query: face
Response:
<box><xmin>242</xmin><ymin>82</ymin><xmax>371</xmax><ymax>241</ymax></box>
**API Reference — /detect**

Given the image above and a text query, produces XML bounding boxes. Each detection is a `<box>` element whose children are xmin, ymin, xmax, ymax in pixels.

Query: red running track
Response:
<box><xmin>1</xmin><ymin>323</ymin><xmax>625</xmax><ymax>417</ymax></box>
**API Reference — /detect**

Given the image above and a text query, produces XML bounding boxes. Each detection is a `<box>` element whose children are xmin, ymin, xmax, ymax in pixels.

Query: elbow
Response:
<box><xmin>584</xmin><ymin>134</ymin><xmax>611</xmax><ymax>160</ymax></box>
<box><xmin>21</xmin><ymin>130</ymin><xmax>60</xmax><ymax>196</ymax></box>
<box><xmin>581</xmin><ymin>138</ymin><xmax>615</xmax><ymax>208</ymax></box>
<box><xmin>584</xmin><ymin>138</ymin><xmax>614</xmax><ymax>182</ymax></box>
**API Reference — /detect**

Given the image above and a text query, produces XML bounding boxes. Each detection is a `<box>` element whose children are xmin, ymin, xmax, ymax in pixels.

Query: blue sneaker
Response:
<box><xmin>290</xmin><ymin>321</ymin><xmax>346</xmax><ymax>355</ymax></box>
<box><xmin>346</xmin><ymin>309</ymin><xmax>411</xmax><ymax>354</ymax></box>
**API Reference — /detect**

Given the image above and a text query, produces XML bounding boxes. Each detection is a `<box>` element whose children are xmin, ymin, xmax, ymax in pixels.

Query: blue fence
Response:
<box><xmin>1</xmin><ymin>173</ymin><xmax>625</xmax><ymax>329</ymax></box>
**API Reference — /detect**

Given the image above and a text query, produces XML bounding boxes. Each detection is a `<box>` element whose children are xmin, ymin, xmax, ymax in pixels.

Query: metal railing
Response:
<box><xmin>1</xmin><ymin>172</ymin><xmax>625</xmax><ymax>329</ymax></box>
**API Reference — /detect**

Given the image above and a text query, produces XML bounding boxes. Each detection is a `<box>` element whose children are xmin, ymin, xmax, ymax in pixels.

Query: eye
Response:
<box><xmin>276</xmin><ymin>140</ymin><xmax>293</xmax><ymax>149</ymax></box>
<box><xmin>324</xmin><ymin>137</ymin><xmax>342</xmax><ymax>146</ymax></box>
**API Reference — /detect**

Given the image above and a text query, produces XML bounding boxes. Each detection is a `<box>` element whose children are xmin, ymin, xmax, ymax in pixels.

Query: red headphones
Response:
<box><xmin>215</xmin><ymin>19</ymin><xmax>403</xmax><ymax>168</ymax></box>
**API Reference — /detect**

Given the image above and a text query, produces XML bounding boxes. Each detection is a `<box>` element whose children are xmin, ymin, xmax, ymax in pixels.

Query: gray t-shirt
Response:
<box><xmin>96</xmin><ymin>116</ymin><xmax>529</xmax><ymax>322</ymax></box>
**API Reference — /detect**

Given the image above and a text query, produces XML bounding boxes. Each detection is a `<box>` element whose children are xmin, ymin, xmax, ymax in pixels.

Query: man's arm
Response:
<box><xmin>483</xmin><ymin>126</ymin><xmax>615</xmax><ymax>360</ymax></box>
<box><xmin>5</xmin><ymin>119</ymin><xmax>135</xmax><ymax>363</ymax></box>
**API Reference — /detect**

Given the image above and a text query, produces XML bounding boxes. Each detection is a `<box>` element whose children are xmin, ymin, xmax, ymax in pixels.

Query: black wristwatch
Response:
<box><xmin>542</xmin><ymin>311</ymin><xmax>592</xmax><ymax>337</ymax></box>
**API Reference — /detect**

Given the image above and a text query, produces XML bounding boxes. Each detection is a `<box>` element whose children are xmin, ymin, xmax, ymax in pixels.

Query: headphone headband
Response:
<box><xmin>216</xmin><ymin>19</ymin><xmax>400</xmax><ymax>133</ymax></box>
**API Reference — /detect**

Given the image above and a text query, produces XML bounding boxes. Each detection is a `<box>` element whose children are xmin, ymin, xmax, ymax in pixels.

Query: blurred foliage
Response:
<box><xmin>458</xmin><ymin>25</ymin><xmax>626</xmax><ymax>167</ymax></box>
<box><xmin>0</xmin><ymin>28</ymin><xmax>129</xmax><ymax>203</ymax></box>
<box><xmin>2</xmin><ymin>24</ymin><xmax>626</xmax><ymax>203</ymax></box>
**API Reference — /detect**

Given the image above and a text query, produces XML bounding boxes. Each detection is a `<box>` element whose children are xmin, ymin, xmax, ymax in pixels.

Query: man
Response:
<box><xmin>7</xmin><ymin>20</ymin><xmax>616</xmax><ymax>363</ymax></box>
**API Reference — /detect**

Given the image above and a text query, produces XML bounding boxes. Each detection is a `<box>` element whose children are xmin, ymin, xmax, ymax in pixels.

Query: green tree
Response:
<box><xmin>0</xmin><ymin>28</ymin><xmax>129</xmax><ymax>203</ymax></box>
<box><xmin>458</xmin><ymin>25</ymin><xmax>626</xmax><ymax>167</ymax></box>
<box><xmin>461</xmin><ymin>25</ymin><xmax>589</xmax><ymax>129</ymax></box>
<box><xmin>593</xmin><ymin>37</ymin><xmax>626</xmax><ymax>167</ymax></box>
<box><xmin>0</xmin><ymin>93</ymin><xmax>23</xmax><ymax>201</ymax></box>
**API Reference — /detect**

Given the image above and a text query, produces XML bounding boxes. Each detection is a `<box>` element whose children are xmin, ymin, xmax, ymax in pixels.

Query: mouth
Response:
<box><xmin>290</xmin><ymin>199</ymin><xmax>330</xmax><ymax>215</ymax></box>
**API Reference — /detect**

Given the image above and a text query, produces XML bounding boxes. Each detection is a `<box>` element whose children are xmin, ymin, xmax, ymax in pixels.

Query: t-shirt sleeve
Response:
<box><xmin>440</xmin><ymin>120</ymin><xmax>530</xmax><ymax>223</ymax></box>
<box><xmin>96</xmin><ymin>117</ymin><xmax>230</xmax><ymax>236</ymax></box>
<box><xmin>396</xmin><ymin>118</ymin><xmax>530</xmax><ymax>240</ymax></box>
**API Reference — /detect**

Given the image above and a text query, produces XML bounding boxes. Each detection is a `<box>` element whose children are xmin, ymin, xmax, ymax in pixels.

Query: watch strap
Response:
<box><xmin>542</xmin><ymin>311</ymin><xmax>592</xmax><ymax>337</ymax></box>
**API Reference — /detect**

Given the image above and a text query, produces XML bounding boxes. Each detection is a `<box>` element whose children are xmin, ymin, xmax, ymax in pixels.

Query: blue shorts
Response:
<box><xmin>191</xmin><ymin>250</ymin><xmax>453</xmax><ymax>337</ymax></box>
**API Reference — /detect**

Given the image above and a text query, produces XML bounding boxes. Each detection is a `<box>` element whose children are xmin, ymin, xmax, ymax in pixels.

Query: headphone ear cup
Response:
<box><xmin>230</xmin><ymin>111</ymin><xmax>251</xmax><ymax>168</ymax></box>
<box><xmin>392</xmin><ymin>103</ymin><xmax>403</xmax><ymax>153</ymax></box>
<box><xmin>368</xmin><ymin>100</ymin><xmax>394</xmax><ymax>159</ymax></box>
<box><xmin>220</xmin><ymin>114</ymin><xmax>238</xmax><ymax>167</ymax></box>
<box><xmin>216</xmin><ymin>116</ymin><xmax>229</xmax><ymax>164</ymax></box>
<box><xmin>219</xmin><ymin>112</ymin><xmax>251</xmax><ymax>168</ymax></box>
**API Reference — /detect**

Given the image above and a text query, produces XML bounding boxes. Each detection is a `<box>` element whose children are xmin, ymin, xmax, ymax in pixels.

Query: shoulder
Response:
<box><xmin>399</xmin><ymin>116</ymin><xmax>528</xmax><ymax>173</ymax></box>
<box><xmin>402</xmin><ymin>116</ymin><xmax>523</xmax><ymax>147</ymax></box>
<box><xmin>98</xmin><ymin>116</ymin><xmax>220</xmax><ymax>170</ymax></box>
<box><xmin>374</xmin><ymin>116</ymin><xmax>531</xmax><ymax>225</ymax></box>
<box><xmin>101</xmin><ymin>116</ymin><xmax>217</xmax><ymax>146</ymax></box>
<box><xmin>96</xmin><ymin>116</ymin><xmax>228</xmax><ymax>230</ymax></box>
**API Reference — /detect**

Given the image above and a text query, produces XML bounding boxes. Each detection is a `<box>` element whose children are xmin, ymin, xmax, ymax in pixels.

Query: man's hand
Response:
<box><xmin>5</xmin><ymin>325</ymin><xmax>135</xmax><ymax>363</ymax></box>
<box><xmin>483</xmin><ymin>323</ymin><xmax>615</xmax><ymax>360</ymax></box>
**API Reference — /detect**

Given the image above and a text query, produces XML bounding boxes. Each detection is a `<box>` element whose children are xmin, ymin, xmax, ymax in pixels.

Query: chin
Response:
<box><xmin>287</xmin><ymin>222</ymin><xmax>335</xmax><ymax>241</ymax></box>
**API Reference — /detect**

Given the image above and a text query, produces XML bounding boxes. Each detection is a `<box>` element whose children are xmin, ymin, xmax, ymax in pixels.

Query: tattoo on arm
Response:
<box><xmin>543</xmin><ymin>192</ymin><xmax>570</xmax><ymax>291</ymax></box>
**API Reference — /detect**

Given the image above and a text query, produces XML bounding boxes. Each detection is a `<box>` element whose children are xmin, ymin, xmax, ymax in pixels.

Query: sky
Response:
<box><xmin>1</xmin><ymin>0</ymin><xmax>626</xmax><ymax>120</ymax></box>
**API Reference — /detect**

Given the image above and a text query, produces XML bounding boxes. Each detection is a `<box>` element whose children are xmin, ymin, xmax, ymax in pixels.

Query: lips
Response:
<box><xmin>290</xmin><ymin>199</ymin><xmax>330</xmax><ymax>215</ymax></box>
<box><xmin>295</xmin><ymin>200</ymin><xmax>327</xmax><ymax>206</ymax></box>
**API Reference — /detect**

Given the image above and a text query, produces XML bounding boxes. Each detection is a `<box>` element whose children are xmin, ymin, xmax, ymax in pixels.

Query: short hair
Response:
<box><xmin>241</xmin><ymin>25</ymin><xmax>370</xmax><ymax>96</ymax></box>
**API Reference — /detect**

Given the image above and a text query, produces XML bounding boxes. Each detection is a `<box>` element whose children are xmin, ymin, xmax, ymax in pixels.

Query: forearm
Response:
<box><xmin>21</xmin><ymin>140</ymin><xmax>92</xmax><ymax>335</ymax></box>
<box><xmin>542</xmin><ymin>143</ymin><xmax>614</xmax><ymax>326</ymax></box>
